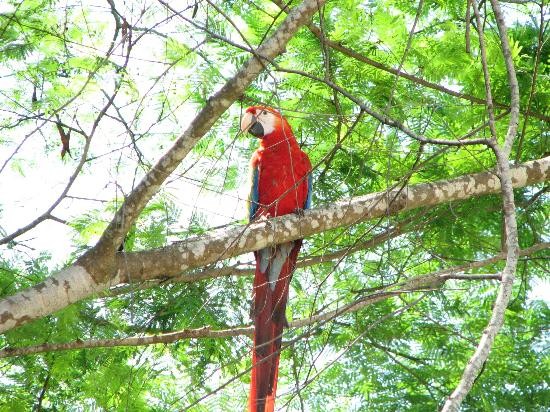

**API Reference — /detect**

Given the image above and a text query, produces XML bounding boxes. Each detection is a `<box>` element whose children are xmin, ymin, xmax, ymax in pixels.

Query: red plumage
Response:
<box><xmin>244</xmin><ymin>106</ymin><xmax>311</xmax><ymax>412</ymax></box>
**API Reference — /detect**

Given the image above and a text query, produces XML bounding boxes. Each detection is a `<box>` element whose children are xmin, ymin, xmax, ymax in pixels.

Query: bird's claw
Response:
<box><xmin>258</xmin><ymin>214</ymin><xmax>273</xmax><ymax>229</ymax></box>
<box><xmin>293</xmin><ymin>208</ymin><xmax>305</xmax><ymax>217</ymax></box>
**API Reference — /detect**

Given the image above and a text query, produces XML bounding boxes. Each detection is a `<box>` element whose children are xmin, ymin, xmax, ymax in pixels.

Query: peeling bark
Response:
<box><xmin>0</xmin><ymin>157</ymin><xmax>547</xmax><ymax>334</ymax></box>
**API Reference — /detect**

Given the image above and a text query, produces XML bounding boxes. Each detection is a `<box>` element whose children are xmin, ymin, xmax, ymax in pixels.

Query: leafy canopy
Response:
<box><xmin>0</xmin><ymin>0</ymin><xmax>548</xmax><ymax>410</ymax></box>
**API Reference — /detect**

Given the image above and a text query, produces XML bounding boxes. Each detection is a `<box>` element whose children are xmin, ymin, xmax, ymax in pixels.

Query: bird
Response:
<box><xmin>240</xmin><ymin>106</ymin><xmax>312</xmax><ymax>412</ymax></box>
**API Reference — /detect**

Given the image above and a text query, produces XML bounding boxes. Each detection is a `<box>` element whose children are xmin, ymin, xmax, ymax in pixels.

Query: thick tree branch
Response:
<box><xmin>110</xmin><ymin>232</ymin><xmax>546</xmax><ymax>298</ymax></box>
<box><xmin>0</xmin><ymin>270</ymin><xmax>508</xmax><ymax>358</ymax></box>
<box><xmin>106</xmin><ymin>213</ymin><xmax>416</xmax><ymax>295</ymax></box>
<box><xmin>116</xmin><ymin>157</ymin><xmax>548</xmax><ymax>282</ymax></box>
<box><xmin>120</xmin><ymin>212</ymin><xmax>420</xmax><ymax>288</ymax></box>
<box><xmin>0</xmin><ymin>156</ymin><xmax>547</xmax><ymax>334</ymax></box>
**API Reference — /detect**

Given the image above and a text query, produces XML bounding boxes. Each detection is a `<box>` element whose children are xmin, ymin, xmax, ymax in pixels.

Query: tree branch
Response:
<box><xmin>0</xmin><ymin>156</ymin><xmax>547</xmax><ymax>334</ymax></box>
<box><xmin>104</xmin><ymin>212</ymin><xmax>416</xmax><ymax>296</ymax></box>
<box><xmin>515</xmin><ymin>2</ymin><xmax>545</xmax><ymax>162</ymax></box>
<box><xmin>0</xmin><ymin>269</ymin><xmax>508</xmax><ymax>358</ymax></box>
<box><xmin>271</xmin><ymin>0</ymin><xmax>550</xmax><ymax>123</ymax></box>
<box><xmin>75</xmin><ymin>0</ymin><xmax>326</xmax><ymax>277</ymax></box>
<box><xmin>115</xmin><ymin>157</ymin><xmax>549</xmax><ymax>283</ymax></box>
<box><xmin>0</xmin><ymin>0</ymin><xmax>326</xmax><ymax>334</ymax></box>
<box><xmin>274</xmin><ymin>65</ymin><xmax>493</xmax><ymax>147</ymax></box>
<box><xmin>442</xmin><ymin>1</ymin><xmax>521</xmax><ymax>409</ymax></box>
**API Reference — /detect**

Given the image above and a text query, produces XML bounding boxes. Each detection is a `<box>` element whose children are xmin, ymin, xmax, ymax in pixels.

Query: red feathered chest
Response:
<box><xmin>252</xmin><ymin>140</ymin><xmax>311</xmax><ymax>218</ymax></box>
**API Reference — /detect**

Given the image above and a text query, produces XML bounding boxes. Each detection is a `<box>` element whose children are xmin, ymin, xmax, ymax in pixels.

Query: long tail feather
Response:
<box><xmin>249</xmin><ymin>240</ymin><xmax>302</xmax><ymax>412</ymax></box>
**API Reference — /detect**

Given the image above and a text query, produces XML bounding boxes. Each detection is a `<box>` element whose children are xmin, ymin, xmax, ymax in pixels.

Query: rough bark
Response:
<box><xmin>104</xmin><ymin>242</ymin><xmax>547</xmax><ymax>297</ymax></box>
<box><xmin>0</xmin><ymin>156</ymin><xmax>547</xmax><ymax>334</ymax></box>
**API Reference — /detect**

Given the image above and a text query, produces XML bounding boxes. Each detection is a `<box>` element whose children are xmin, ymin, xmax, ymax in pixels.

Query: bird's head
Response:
<box><xmin>240</xmin><ymin>106</ymin><xmax>295</xmax><ymax>146</ymax></box>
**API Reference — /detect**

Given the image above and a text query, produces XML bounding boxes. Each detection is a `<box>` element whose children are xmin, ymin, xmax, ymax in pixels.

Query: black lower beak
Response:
<box><xmin>248</xmin><ymin>121</ymin><xmax>264</xmax><ymax>137</ymax></box>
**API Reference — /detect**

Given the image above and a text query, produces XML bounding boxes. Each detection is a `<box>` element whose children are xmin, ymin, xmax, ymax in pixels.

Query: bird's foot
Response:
<box><xmin>257</xmin><ymin>214</ymin><xmax>273</xmax><ymax>229</ymax></box>
<box><xmin>293</xmin><ymin>208</ymin><xmax>305</xmax><ymax>217</ymax></box>
<box><xmin>255</xmin><ymin>213</ymin><xmax>272</xmax><ymax>222</ymax></box>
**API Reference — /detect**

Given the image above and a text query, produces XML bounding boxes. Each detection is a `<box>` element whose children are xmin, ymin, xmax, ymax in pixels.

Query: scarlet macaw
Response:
<box><xmin>241</xmin><ymin>106</ymin><xmax>312</xmax><ymax>412</ymax></box>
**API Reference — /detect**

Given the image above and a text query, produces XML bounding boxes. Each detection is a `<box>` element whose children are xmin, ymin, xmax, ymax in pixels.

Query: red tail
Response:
<box><xmin>249</xmin><ymin>240</ymin><xmax>302</xmax><ymax>412</ymax></box>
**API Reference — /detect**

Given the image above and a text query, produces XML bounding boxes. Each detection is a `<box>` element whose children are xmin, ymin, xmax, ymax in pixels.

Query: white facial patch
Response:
<box><xmin>255</xmin><ymin>109</ymin><xmax>276</xmax><ymax>136</ymax></box>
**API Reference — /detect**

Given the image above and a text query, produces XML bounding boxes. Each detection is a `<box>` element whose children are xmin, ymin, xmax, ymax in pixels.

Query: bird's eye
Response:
<box><xmin>262</xmin><ymin>110</ymin><xmax>267</xmax><ymax>115</ymax></box>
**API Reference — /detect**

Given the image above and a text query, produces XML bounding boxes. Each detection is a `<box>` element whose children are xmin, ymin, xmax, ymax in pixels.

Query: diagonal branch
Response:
<box><xmin>105</xmin><ymin>212</ymin><xmax>418</xmax><ymax>295</ymax></box>
<box><xmin>0</xmin><ymin>0</ymin><xmax>327</xmax><ymax>334</ymax></box>
<box><xmin>116</xmin><ymin>157</ymin><xmax>549</xmax><ymax>283</ymax></box>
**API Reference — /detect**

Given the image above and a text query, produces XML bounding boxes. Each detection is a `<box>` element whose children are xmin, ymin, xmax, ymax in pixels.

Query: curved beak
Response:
<box><xmin>240</xmin><ymin>112</ymin><xmax>264</xmax><ymax>137</ymax></box>
<box><xmin>240</xmin><ymin>112</ymin><xmax>255</xmax><ymax>133</ymax></box>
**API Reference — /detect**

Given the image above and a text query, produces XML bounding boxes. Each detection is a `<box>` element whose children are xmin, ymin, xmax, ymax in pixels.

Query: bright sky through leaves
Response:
<box><xmin>0</xmin><ymin>0</ymin><xmax>548</xmax><ymax>410</ymax></box>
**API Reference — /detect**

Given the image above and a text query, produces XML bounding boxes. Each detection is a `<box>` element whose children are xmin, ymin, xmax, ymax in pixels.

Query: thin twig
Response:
<box><xmin>470</xmin><ymin>0</ymin><xmax>498</xmax><ymax>141</ymax></box>
<box><xmin>274</xmin><ymin>65</ymin><xmax>493</xmax><ymax>147</ymax></box>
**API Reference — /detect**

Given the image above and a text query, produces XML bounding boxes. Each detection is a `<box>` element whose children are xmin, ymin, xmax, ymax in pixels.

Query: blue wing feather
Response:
<box><xmin>304</xmin><ymin>172</ymin><xmax>313</xmax><ymax>210</ymax></box>
<box><xmin>249</xmin><ymin>165</ymin><xmax>260</xmax><ymax>221</ymax></box>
